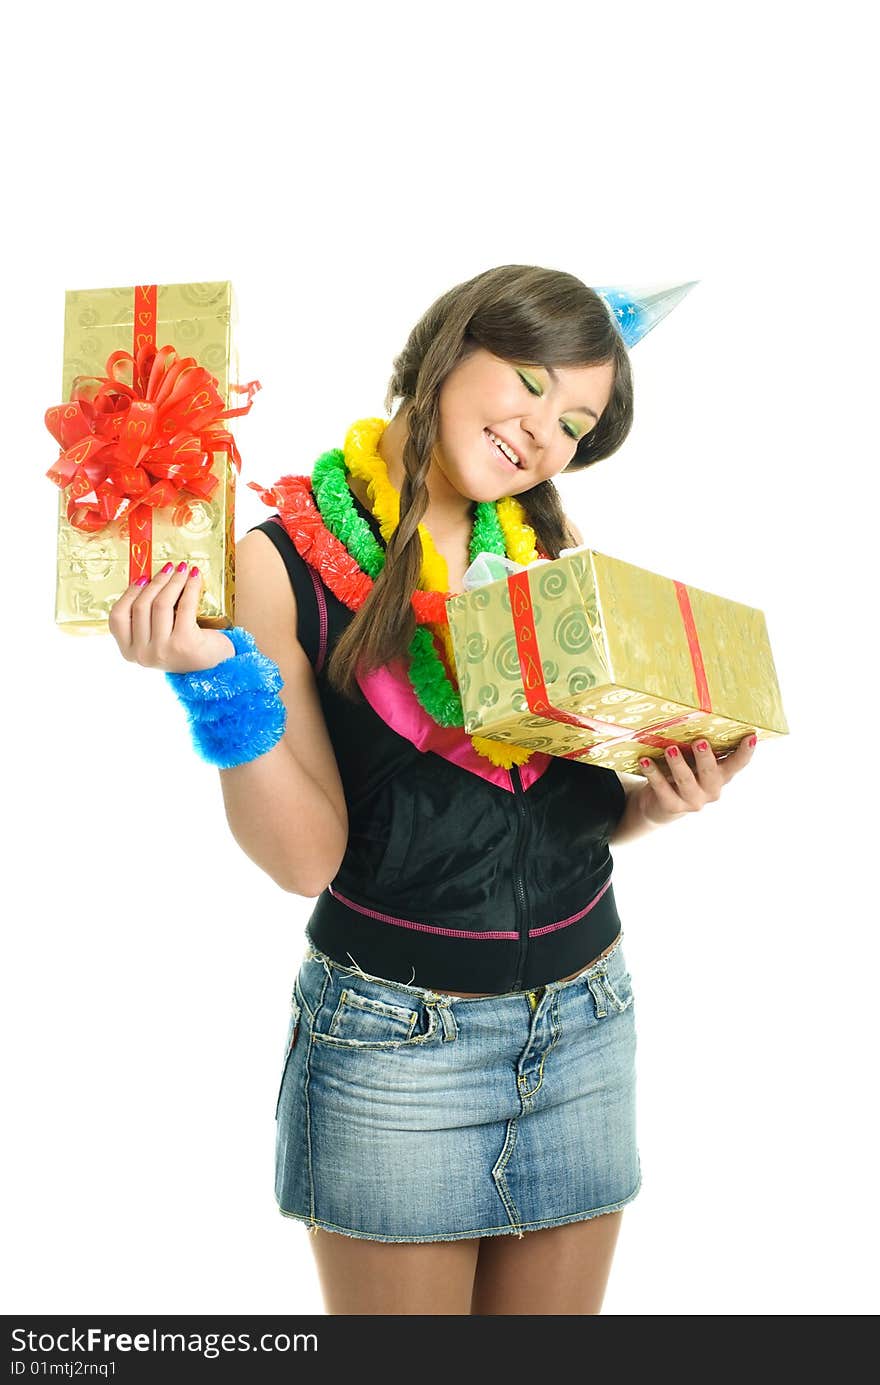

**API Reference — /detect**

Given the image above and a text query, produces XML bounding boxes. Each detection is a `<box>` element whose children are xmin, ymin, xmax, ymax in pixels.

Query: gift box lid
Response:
<box><xmin>447</xmin><ymin>545</ymin><xmax>789</xmax><ymax>738</ymax></box>
<box><xmin>62</xmin><ymin>281</ymin><xmax>236</xmax><ymax>402</ymax></box>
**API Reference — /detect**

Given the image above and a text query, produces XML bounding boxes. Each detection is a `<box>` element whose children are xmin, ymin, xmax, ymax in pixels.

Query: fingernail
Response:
<box><xmin>696</xmin><ymin>740</ymin><xmax>708</xmax><ymax>752</ymax></box>
<box><xmin>161</xmin><ymin>562</ymin><xmax>174</xmax><ymax>574</ymax></box>
<box><xmin>639</xmin><ymin>757</ymin><xmax>651</xmax><ymax>769</ymax></box>
<box><xmin>667</xmin><ymin>746</ymin><xmax>679</xmax><ymax>757</ymax></box>
<box><xmin>189</xmin><ymin>566</ymin><xmax>200</xmax><ymax>578</ymax></box>
<box><xmin>748</xmin><ymin>734</ymin><xmax>757</xmax><ymax>748</ymax></box>
<box><xmin>135</xmin><ymin>576</ymin><xmax>149</xmax><ymax>587</ymax></box>
<box><xmin>176</xmin><ymin>561</ymin><xmax>187</xmax><ymax>573</ymax></box>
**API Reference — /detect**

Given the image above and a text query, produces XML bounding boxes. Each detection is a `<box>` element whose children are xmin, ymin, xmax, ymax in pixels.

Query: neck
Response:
<box><xmin>378</xmin><ymin>406</ymin><xmax>474</xmax><ymax>537</ymax></box>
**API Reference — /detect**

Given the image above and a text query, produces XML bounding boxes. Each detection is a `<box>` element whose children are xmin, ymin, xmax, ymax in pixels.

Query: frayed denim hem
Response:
<box><xmin>275</xmin><ymin>1170</ymin><xmax>642</xmax><ymax>1244</ymax></box>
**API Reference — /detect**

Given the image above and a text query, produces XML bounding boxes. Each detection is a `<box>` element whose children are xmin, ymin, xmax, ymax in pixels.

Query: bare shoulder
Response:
<box><xmin>232</xmin><ymin>529</ymin><xmax>348</xmax><ymax>832</ymax></box>
<box><xmin>235</xmin><ymin>527</ymin><xmax>299</xmax><ymax>630</ymax></box>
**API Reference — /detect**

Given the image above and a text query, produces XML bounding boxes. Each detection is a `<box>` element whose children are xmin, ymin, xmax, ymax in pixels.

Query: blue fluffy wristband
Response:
<box><xmin>165</xmin><ymin>625</ymin><xmax>287</xmax><ymax>769</ymax></box>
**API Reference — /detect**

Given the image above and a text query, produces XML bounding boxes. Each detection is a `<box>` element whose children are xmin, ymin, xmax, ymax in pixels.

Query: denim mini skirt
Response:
<box><xmin>274</xmin><ymin>930</ymin><xmax>641</xmax><ymax>1243</ymax></box>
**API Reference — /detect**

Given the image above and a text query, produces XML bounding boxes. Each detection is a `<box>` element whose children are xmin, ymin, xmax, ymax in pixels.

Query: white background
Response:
<box><xmin>3</xmin><ymin>0</ymin><xmax>876</xmax><ymax>1317</ymax></box>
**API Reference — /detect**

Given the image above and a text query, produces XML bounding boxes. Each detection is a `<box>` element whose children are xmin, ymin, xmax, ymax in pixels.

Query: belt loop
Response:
<box><xmin>601</xmin><ymin>971</ymin><xmax>629</xmax><ymax>1013</ymax></box>
<box><xmin>426</xmin><ymin>996</ymin><xmax>458</xmax><ymax>1041</ymax></box>
<box><xmin>587</xmin><ymin>972</ymin><xmax>608</xmax><ymax>1018</ymax></box>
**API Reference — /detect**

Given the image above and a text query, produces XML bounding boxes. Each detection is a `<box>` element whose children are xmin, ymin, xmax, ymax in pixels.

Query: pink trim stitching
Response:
<box><xmin>329</xmin><ymin>887</ymin><xmax>518</xmax><ymax>938</ymax></box>
<box><xmin>528</xmin><ymin>877</ymin><xmax>613</xmax><ymax>936</ymax></box>
<box><xmin>308</xmin><ymin>566</ymin><xmax>328</xmax><ymax>674</ymax></box>
<box><xmin>329</xmin><ymin>880</ymin><xmax>613</xmax><ymax>940</ymax></box>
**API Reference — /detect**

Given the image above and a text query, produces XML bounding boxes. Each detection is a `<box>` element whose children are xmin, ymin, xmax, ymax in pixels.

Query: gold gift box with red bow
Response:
<box><xmin>445</xmin><ymin>547</ymin><xmax>788</xmax><ymax>776</ymax></box>
<box><xmin>46</xmin><ymin>281</ymin><xmax>259</xmax><ymax>634</ymax></box>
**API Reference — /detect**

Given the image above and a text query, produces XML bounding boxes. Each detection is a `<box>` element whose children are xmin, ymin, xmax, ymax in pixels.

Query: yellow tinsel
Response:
<box><xmin>343</xmin><ymin>418</ymin><xmax>541</xmax><ymax>769</ymax></box>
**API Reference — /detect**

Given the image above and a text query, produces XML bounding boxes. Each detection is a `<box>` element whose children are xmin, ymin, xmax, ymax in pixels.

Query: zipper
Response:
<box><xmin>509</xmin><ymin>763</ymin><xmax>531</xmax><ymax>990</ymax></box>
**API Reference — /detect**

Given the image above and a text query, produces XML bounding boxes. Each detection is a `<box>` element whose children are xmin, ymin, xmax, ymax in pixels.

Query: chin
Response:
<box><xmin>461</xmin><ymin>478</ymin><xmax>517</xmax><ymax>505</ymax></box>
<box><xmin>459</xmin><ymin>464</ymin><xmax>524</xmax><ymax>504</ymax></box>
<box><xmin>440</xmin><ymin>447</ymin><xmax>526</xmax><ymax>506</ymax></box>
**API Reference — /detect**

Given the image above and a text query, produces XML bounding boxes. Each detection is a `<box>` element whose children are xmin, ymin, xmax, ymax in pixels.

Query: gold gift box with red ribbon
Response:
<box><xmin>45</xmin><ymin>281</ymin><xmax>260</xmax><ymax>634</ymax></box>
<box><xmin>445</xmin><ymin>547</ymin><xmax>788</xmax><ymax>775</ymax></box>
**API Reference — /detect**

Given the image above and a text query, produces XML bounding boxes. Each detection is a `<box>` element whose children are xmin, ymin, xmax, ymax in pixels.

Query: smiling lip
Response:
<box><xmin>484</xmin><ymin>428</ymin><xmax>526</xmax><ymax>470</ymax></box>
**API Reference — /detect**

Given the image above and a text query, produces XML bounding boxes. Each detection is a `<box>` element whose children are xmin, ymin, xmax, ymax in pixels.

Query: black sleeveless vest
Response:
<box><xmin>247</xmin><ymin>487</ymin><xmax>627</xmax><ymax>993</ymax></box>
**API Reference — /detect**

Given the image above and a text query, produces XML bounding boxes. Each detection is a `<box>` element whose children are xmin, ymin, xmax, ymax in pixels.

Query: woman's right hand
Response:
<box><xmin>108</xmin><ymin>561</ymin><xmax>236</xmax><ymax>674</ymax></box>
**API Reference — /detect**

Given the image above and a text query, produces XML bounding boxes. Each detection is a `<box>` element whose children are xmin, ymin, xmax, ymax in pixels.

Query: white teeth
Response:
<box><xmin>487</xmin><ymin>429</ymin><xmax>521</xmax><ymax>467</ymax></box>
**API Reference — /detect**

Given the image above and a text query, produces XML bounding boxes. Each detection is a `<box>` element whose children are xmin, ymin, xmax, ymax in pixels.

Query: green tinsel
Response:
<box><xmin>310</xmin><ymin>447</ymin><xmax>510</xmax><ymax>728</ymax></box>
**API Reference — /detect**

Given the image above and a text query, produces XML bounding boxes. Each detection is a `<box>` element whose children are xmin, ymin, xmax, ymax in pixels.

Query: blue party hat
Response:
<box><xmin>592</xmin><ymin>281</ymin><xmax>698</xmax><ymax>348</ymax></box>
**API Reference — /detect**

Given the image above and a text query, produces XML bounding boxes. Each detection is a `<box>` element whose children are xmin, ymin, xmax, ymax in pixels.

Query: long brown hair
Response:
<box><xmin>328</xmin><ymin>264</ymin><xmax>634</xmax><ymax>702</ymax></box>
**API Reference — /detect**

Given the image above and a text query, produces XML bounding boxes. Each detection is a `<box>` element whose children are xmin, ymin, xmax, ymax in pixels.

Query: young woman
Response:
<box><xmin>109</xmin><ymin>265</ymin><xmax>757</xmax><ymax>1314</ymax></box>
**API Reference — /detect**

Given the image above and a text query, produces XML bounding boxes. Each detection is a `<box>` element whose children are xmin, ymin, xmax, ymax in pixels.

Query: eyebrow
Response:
<box><xmin>542</xmin><ymin>364</ymin><xmax>599</xmax><ymax>421</ymax></box>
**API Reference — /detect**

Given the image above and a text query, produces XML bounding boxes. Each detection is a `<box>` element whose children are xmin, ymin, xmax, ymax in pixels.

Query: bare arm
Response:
<box><xmin>610</xmin><ymin>737</ymin><xmax>759</xmax><ymax>845</ymax></box>
<box><xmin>609</xmin><ymin>773</ymin><xmax>669</xmax><ymax>846</ymax></box>
<box><xmin>218</xmin><ymin>530</ymin><xmax>349</xmax><ymax>897</ymax></box>
<box><xmin>561</xmin><ymin>516</ymin><xmax>759</xmax><ymax>844</ymax></box>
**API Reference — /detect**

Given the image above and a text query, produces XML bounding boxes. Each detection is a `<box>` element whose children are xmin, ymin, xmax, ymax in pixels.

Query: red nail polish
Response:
<box><xmin>176</xmin><ymin>561</ymin><xmax>187</xmax><ymax>573</ymax></box>
<box><xmin>189</xmin><ymin>566</ymin><xmax>200</xmax><ymax>578</ymax></box>
<box><xmin>667</xmin><ymin>746</ymin><xmax>679</xmax><ymax>757</ymax></box>
<box><xmin>748</xmin><ymin>734</ymin><xmax>757</xmax><ymax>748</ymax></box>
<box><xmin>639</xmin><ymin>757</ymin><xmax>651</xmax><ymax>769</ymax></box>
<box><xmin>135</xmin><ymin>576</ymin><xmax>149</xmax><ymax>587</ymax></box>
<box><xmin>161</xmin><ymin>561</ymin><xmax>174</xmax><ymax>574</ymax></box>
<box><xmin>696</xmin><ymin>740</ymin><xmax>708</xmax><ymax>752</ymax></box>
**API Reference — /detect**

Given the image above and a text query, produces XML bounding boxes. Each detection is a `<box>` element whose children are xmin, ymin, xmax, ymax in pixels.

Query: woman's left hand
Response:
<box><xmin>637</xmin><ymin>734</ymin><xmax>758</xmax><ymax>824</ymax></box>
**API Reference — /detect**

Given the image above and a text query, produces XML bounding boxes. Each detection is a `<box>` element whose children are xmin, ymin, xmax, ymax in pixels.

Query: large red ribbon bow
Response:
<box><xmin>46</xmin><ymin>339</ymin><xmax>261</xmax><ymax>582</ymax></box>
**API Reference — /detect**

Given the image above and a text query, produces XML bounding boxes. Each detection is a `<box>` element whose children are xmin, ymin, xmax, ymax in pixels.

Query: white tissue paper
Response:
<box><xmin>461</xmin><ymin>550</ymin><xmax>551</xmax><ymax>591</ymax></box>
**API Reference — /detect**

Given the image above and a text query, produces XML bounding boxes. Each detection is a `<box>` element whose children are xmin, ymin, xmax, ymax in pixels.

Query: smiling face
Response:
<box><xmin>433</xmin><ymin>346</ymin><xmax>616</xmax><ymax>504</ymax></box>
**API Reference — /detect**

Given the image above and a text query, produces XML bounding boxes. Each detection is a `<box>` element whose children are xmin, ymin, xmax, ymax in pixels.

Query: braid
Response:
<box><xmin>326</xmin><ymin>264</ymin><xmax>634</xmax><ymax>701</ymax></box>
<box><xmin>385</xmin><ymin>401</ymin><xmax>435</xmax><ymax>563</ymax></box>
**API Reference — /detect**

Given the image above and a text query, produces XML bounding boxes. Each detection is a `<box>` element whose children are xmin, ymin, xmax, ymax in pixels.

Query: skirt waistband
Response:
<box><xmin>303</xmin><ymin>929</ymin><xmax>626</xmax><ymax>1007</ymax></box>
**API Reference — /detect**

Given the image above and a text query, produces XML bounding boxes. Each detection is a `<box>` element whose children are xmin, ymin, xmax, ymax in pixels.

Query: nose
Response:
<box><xmin>520</xmin><ymin>404</ymin><xmax>553</xmax><ymax>455</ymax></box>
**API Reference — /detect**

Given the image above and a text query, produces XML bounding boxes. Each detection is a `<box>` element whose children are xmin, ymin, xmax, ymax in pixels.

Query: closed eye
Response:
<box><xmin>516</xmin><ymin>369</ymin><xmax>582</xmax><ymax>441</ymax></box>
